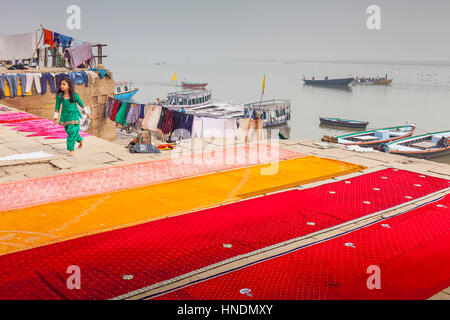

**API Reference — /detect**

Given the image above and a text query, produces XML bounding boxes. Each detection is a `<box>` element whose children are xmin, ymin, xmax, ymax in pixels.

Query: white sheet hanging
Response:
<box><xmin>0</xmin><ymin>32</ymin><xmax>37</xmax><ymax>60</ymax></box>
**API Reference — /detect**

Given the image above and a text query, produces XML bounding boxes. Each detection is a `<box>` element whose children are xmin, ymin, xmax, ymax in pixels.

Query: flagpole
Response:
<box><xmin>257</xmin><ymin>74</ymin><xmax>266</xmax><ymax>144</ymax></box>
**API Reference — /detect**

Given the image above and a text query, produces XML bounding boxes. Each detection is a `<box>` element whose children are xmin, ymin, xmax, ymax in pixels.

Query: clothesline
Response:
<box><xmin>0</xmin><ymin>69</ymin><xmax>111</xmax><ymax>99</ymax></box>
<box><xmin>104</xmin><ymin>96</ymin><xmax>264</xmax><ymax>142</ymax></box>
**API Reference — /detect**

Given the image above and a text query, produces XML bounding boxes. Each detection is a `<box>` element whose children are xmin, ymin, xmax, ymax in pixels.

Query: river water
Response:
<box><xmin>113</xmin><ymin>60</ymin><xmax>450</xmax><ymax>163</ymax></box>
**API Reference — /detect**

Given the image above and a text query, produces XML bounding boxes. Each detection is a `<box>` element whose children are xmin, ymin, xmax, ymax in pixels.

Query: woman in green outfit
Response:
<box><xmin>53</xmin><ymin>79</ymin><xmax>92</xmax><ymax>156</ymax></box>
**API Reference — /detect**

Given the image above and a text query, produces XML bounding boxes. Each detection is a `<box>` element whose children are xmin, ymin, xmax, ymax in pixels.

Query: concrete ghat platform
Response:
<box><xmin>0</xmin><ymin>107</ymin><xmax>449</xmax><ymax>300</ymax></box>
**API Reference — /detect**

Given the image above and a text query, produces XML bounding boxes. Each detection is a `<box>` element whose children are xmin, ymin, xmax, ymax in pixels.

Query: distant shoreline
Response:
<box><xmin>233</xmin><ymin>59</ymin><xmax>450</xmax><ymax>67</ymax></box>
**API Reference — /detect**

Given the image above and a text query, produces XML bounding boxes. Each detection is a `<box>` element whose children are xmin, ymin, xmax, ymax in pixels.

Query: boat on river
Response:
<box><xmin>320</xmin><ymin>117</ymin><xmax>368</xmax><ymax>129</ymax></box>
<box><xmin>303</xmin><ymin>77</ymin><xmax>354</xmax><ymax>86</ymax></box>
<box><xmin>114</xmin><ymin>81</ymin><xmax>139</xmax><ymax>100</ymax></box>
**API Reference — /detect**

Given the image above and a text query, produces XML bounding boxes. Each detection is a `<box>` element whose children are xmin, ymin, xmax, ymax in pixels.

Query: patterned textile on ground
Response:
<box><xmin>3</xmin><ymin>118</ymin><xmax>90</xmax><ymax>139</ymax></box>
<box><xmin>0</xmin><ymin>169</ymin><xmax>448</xmax><ymax>299</ymax></box>
<box><xmin>0</xmin><ymin>156</ymin><xmax>363</xmax><ymax>257</ymax></box>
<box><xmin>0</xmin><ymin>144</ymin><xmax>301</xmax><ymax>211</ymax></box>
<box><xmin>156</xmin><ymin>194</ymin><xmax>450</xmax><ymax>300</ymax></box>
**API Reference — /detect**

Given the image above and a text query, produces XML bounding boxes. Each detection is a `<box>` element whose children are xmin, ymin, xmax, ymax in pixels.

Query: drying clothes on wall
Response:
<box><xmin>43</xmin><ymin>29</ymin><xmax>54</xmax><ymax>48</ymax></box>
<box><xmin>0</xmin><ymin>32</ymin><xmax>37</xmax><ymax>60</ymax></box>
<box><xmin>85</xmin><ymin>70</ymin><xmax>99</xmax><ymax>84</ymax></box>
<box><xmin>18</xmin><ymin>74</ymin><xmax>26</xmax><ymax>96</ymax></box>
<box><xmin>88</xmin><ymin>68</ymin><xmax>111</xmax><ymax>79</ymax></box>
<box><xmin>69</xmin><ymin>72</ymin><xmax>89</xmax><ymax>87</ymax></box>
<box><xmin>25</xmin><ymin>73</ymin><xmax>42</xmax><ymax>94</ymax></box>
<box><xmin>64</xmin><ymin>44</ymin><xmax>94</xmax><ymax>68</ymax></box>
<box><xmin>53</xmin><ymin>32</ymin><xmax>73</xmax><ymax>47</ymax></box>
<box><xmin>40</xmin><ymin>72</ymin><xmax>56</xmax><ymax>94</ymax></box>
<box><xmin>0</xmin><ymin>78</ymin><xmax>5</xmax><ymax>99</ymax></box>
<box><xmin>1</xmin><ymin>75</ymin><xmax>18</xmax><ymax>98</ymax></box>
<box><xmin>54</xmin><ymin>73</ymin><xmax>71</xmax><ymax>87</ymax></box>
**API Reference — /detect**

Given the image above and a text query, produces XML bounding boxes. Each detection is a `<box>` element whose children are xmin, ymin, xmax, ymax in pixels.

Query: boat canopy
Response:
<box><xmin>115</xmin><ymin>81</ymin><xmax>136</xmax><ymax>93</ymax></box>
<box><xmin>167</xmin><ymin>89</ymin><xmax>212</xmax><ymax>107</ymax></box>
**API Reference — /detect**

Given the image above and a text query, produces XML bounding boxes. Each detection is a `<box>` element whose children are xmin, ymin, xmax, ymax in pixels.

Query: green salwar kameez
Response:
<box><xmin>55</xmin><ymin>93</ymin><xmax>84</xmax><ymax>151</ymax></box>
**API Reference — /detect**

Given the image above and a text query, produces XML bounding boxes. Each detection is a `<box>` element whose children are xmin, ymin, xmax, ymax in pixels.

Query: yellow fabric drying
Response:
<box><xmin>0</xmin><ymin>156</ymin><xmax>364</xmax><ymax>256</ymax></box>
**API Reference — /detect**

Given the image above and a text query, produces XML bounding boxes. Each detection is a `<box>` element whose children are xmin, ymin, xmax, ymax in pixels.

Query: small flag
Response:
<box><xmin>171</xmin><ymin>72</ymin><xmax>177</xmax><ymax>81</ymax></box>
<box><xmin>262</xmin><ymin>74</ymin><xmax>266</xmax><ymax>93</ymax></box>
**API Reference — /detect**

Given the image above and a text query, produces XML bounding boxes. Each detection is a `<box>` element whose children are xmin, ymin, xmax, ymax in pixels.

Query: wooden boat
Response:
<box><xmin>352</xmin><ymin>79</ymin><xmax>393</xmax><ymax>85</ymax></box>
<box><xmin>324</xmin><ymin>125</ymin><xmax>416</xmax><ymax>147</ymax></box>
<box><xmin>182</xmin><ymin>81</ymin><xmax>208</xmax><ymax>89</ymax></box>
<box><xmin>303</xmin><ymin>77</ymin><xmax>354</xmax><ymax>86</ymax></box>
<box><xmin>382</xmin><ymin>131</ymin><xmax>450</xmax><ymax>159</ymax></box>
<box><xmin>320</xmin><ymin>117</ymin><xmax>368</xmax><ymax>129</ymax></box>
<box><xmin>372</xmin><ymin>79</ymin><xmax>393</xmax><ymax>85</ymax></box>
<box><xmin>114</xmin><ymin>81</ymin><xmax>139</xmax><ymax>100</ymax></box>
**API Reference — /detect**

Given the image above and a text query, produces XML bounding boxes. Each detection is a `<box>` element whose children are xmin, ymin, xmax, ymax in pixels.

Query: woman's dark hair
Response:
<box><xmin>57</xmin><ymin>78</ymin><xmax>76</xmax><ymax>103</ymax></box>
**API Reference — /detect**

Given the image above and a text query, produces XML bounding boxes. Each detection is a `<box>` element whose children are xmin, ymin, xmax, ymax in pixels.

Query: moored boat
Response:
<box><xmin>303</xmin><ymin>77</ymin><xmax>354</xmax><ymax>86</ymax></box>
<box><xmin>381</xmin><ymin>131</ymin><xmax>450</xmax><ymax>159</ymax></box>
<box><xmin>323</xmin><ymin>124</ymin><xmax>416</xmax><ymax>147</ymax></box>
<box><xmin>114</xmin><ymin>81</ymin><xmax>139</xmax><ymax>100</ymax></box>
<box><xmin>320</xmin><ymin>117</ymin><xmax>368</xmax><ymax>129</ymax></box>
<box><xmin>182</xmin><ymin>81</ymin><xmax>208</xmax><ymax>89</ymax></box>
<box><xmin>165</xmin><ymin>89</ymin><xmax>212</xmax><ymax>111</ymax></box>
<box><xmin>244</xmin><ymin>100</ymin><xmax>291</xmax><ymax>127</ymax></box>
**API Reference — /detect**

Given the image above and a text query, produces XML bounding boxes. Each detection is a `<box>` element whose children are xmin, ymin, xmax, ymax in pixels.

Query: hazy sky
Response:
<box><xmin>2</xmin><ymin>0</ymin><xmax>450</xmax><ymax>63</ymax></box>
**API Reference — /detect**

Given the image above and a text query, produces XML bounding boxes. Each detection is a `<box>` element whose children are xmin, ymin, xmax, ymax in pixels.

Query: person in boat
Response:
<box><xmin>53</xmin><ymin>78</ymin><xmax>92</xmax><ymax>157</ymax></box>
<box><xmin>180</xmin><ymin>107</ymin><xmax>186</xmax><ymax>114</ymax></box>
<box><xmin>437</xmin><ymin>136</ymin><xmax>449</xmax><ymax>148</ymax></box>
<box><xmin>312</xmin><ymin>76</ymin><xmax>315</xmax><ymax>80</ymax></box>
<box><xmin>324</xmin><ymin>76</ymin><xmax>328</xmax><ymax>80</ymax></box>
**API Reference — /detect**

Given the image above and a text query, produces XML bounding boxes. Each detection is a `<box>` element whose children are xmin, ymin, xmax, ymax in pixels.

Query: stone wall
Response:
<box><xmin>1</xmin><ymin>70</ymin><xmax>116</xmax><ymax>140</ymax></box>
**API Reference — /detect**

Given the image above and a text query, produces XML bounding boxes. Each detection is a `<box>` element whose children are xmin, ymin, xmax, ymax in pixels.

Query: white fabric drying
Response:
<box><xmin>25</xmin><ymin>73</ymin><xmax>42</xmax><ymax>93</ymax></box>
<box><xmin>78</xmin><ymin>106</ymin><xmax>92</xmax><ymax>132</ymax></box>
<box><xmin>192</xmin><ymin>116</ymin><xmax>203</xmax><ymax>138</ymax></box>
<box><xmin>147</xmin><ymin>105</ymin><xmax>162</xmax><ymax>131</ymax></box>
<box><xmin>0</xmin><ymin>32</ymin><xmax>37</xmax><ymax>60</ymax></box>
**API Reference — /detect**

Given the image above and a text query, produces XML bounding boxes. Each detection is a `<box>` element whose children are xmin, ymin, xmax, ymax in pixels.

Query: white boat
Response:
<box><xmin>326</xmin><ymin>125</ymin><xmax>416</xmax><ymax>147</ymax></box>
<box><xmin>382</xmin><ymin>131</ymin><xmax>450</xmax><ymax>158</ymax></box>
<box><xmin>114</xmin><ymin>81</ymin><xmax>139</xmax><ymax>100</ymax></box>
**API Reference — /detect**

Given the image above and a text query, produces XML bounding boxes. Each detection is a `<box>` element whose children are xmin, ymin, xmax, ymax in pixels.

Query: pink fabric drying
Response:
<box><xmin>64</xmin><ymin>44</ymin><xmax>93</xmax><ymax>68</ymax></box>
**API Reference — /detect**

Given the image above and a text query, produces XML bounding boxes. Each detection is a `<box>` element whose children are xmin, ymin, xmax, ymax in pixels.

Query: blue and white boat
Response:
<box><xmin>114</xmin><ymin>81</ymin><xmax>139</xmax><ymax>100</ymax></box>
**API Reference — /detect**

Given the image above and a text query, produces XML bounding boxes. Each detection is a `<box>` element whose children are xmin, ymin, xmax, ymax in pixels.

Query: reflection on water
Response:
<box><xmin>318</xmin><ymin>123</ymin><xmax>366</xmax><ymax>134</ymax></box>
<box><xmin>302</xmin><ymin>84</ymin><xmax>353</xmax><ymax>93</ymax></box>
<box><xmin>266</xmin><ymin>123</ymin><xmax>291</xmax><ymax>140</ymax></box>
